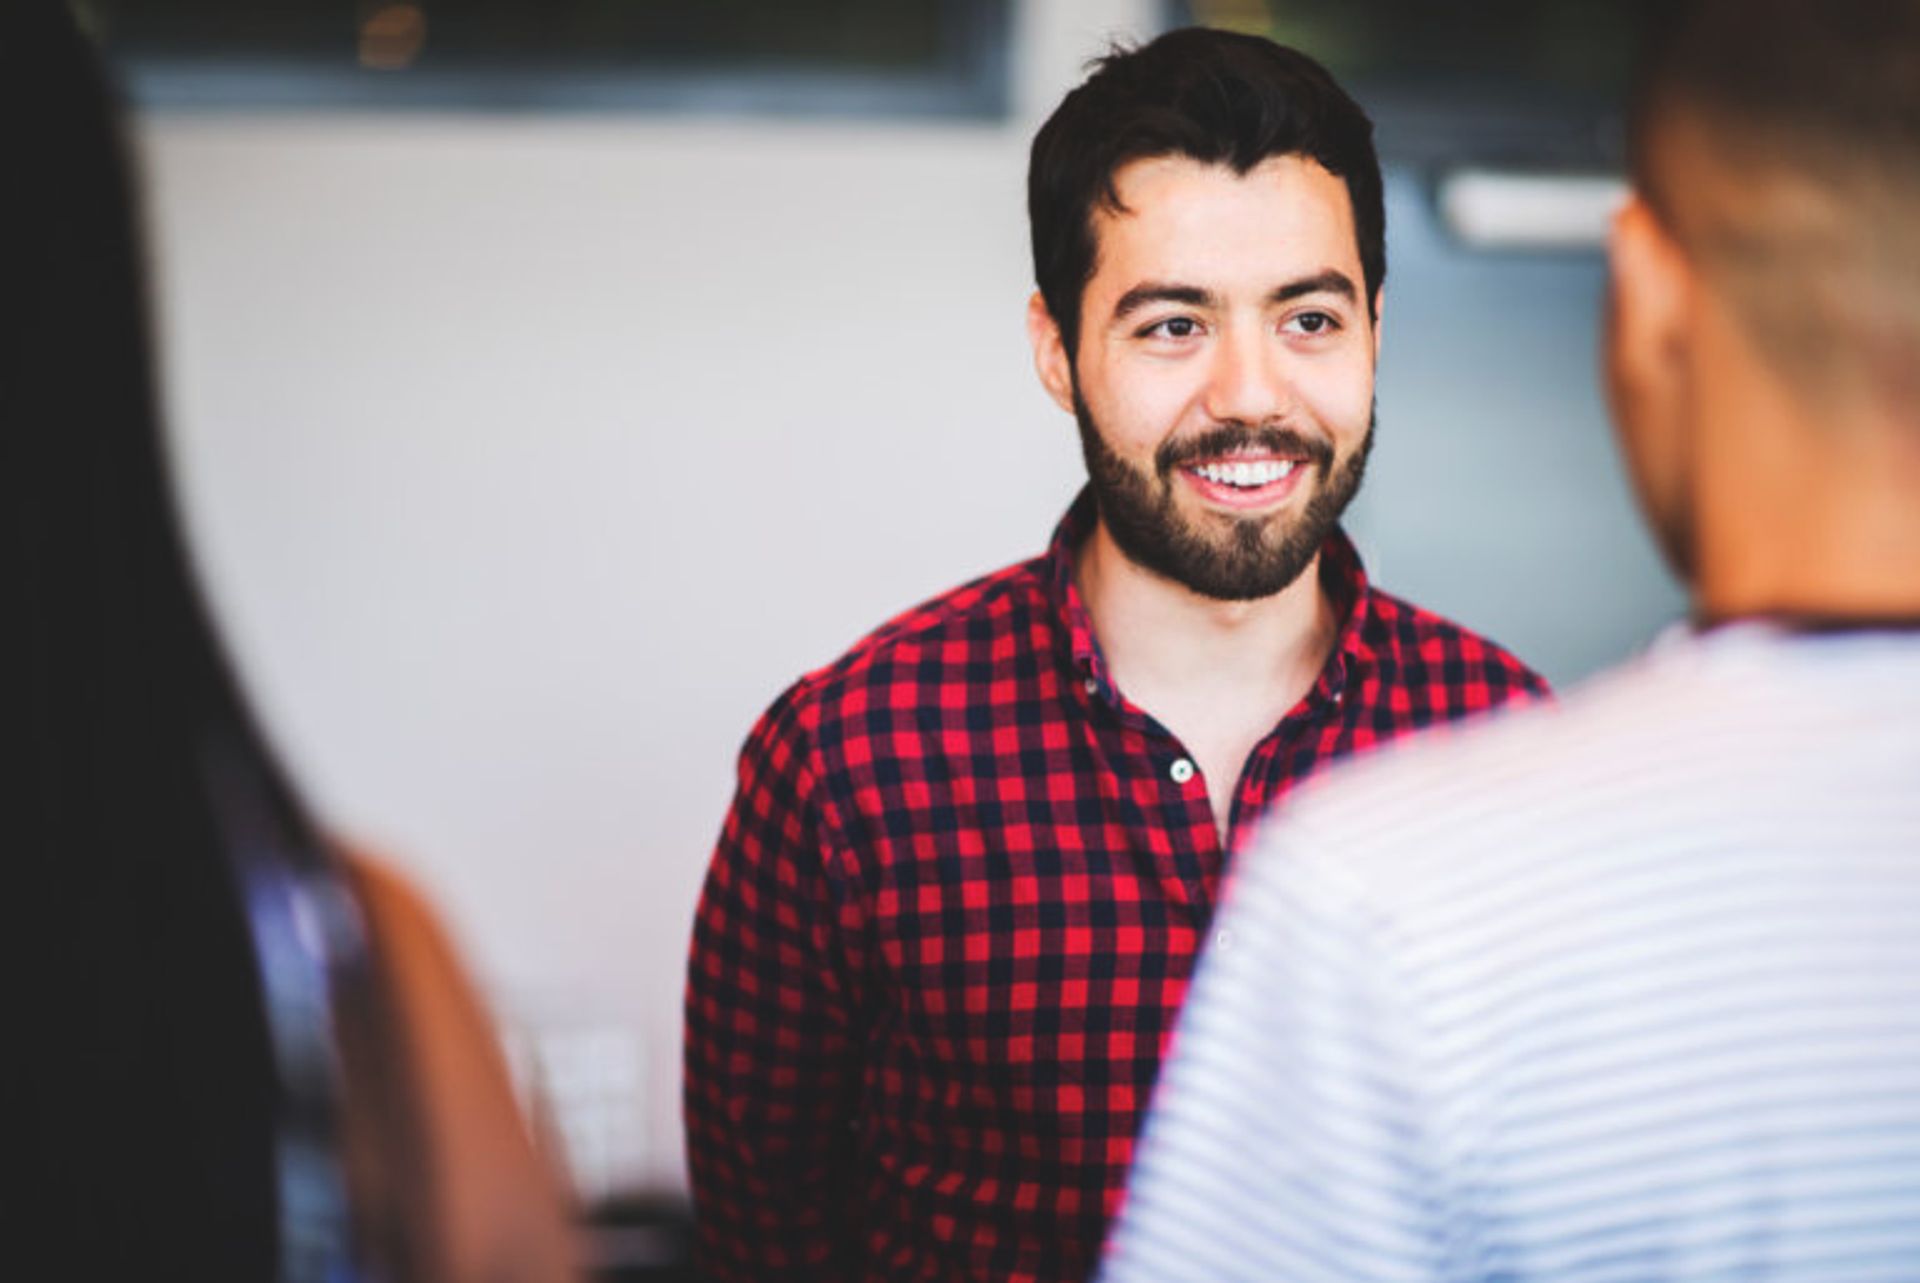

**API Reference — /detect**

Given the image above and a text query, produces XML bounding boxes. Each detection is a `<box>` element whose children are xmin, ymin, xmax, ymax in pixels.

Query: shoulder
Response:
<box><xmin>744</xmin><ymin>553</ymin><xmax>1052</xmax><ymax>755</ymax></box>
<box><xmin>832</xmin><ymin>554</ymin><xmax>1052</xmax><ymax>675</ymax></box>
<box><xmin>328</xmin><ymin>848</ymin><xmax>578</xmax><ymax>1278</ymax></box>
<box><xmin>1245</xmin><ymin>651</ymin><xmax>1710</xmax><ymax>915</ymax></box>
<box><xmin>1353</xmin><ymin>583</ymin><xmax>1551</xmax><ymax>704</ymax></box>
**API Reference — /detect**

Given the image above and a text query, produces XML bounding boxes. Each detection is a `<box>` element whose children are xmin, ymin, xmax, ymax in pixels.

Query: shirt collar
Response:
<box><xmin>1046</xmin><ymin>486</ymin><xmax>1372</xmax><ymax>707</ymax></box>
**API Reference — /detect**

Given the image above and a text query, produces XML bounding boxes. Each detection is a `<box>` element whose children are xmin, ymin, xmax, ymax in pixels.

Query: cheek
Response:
<box><xmin>1617</xmin><ymin>377</ymin><xmax>1685</xmax><ymax>517</ymax></box>
<box><xmin>1291</xmin><ymin>352</ymin><xmax>1375</xmax><ymax>443</ymax></box>
<box><xmin>1085</xmin><ymin>358</ymin><xmax>1204</xmax><ymax>452</ymax></box>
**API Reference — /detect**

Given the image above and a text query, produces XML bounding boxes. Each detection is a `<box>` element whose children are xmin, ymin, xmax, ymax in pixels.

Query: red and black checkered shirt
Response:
<box><xmin>685</xmin><ymin>491</ymin><xmax>1547</xmax><ymax>1282</ymax></box>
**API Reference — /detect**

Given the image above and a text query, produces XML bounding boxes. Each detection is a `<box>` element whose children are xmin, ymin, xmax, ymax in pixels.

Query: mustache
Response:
<box><xmin>1155</xmin><ymin>422</ymin><xmax>1333</xmax><ymax>476</ymax></box>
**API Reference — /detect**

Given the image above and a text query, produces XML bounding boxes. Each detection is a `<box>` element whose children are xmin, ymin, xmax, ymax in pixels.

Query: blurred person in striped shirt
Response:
<box><xmin>1102</xmin><ymin>2</ymin><xmax>1920</xmax><ymax>1280</ymax></box>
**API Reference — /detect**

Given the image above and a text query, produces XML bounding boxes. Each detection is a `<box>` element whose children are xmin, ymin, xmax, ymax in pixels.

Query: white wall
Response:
<box><xmin>134</xmin><ymin>0</ymin><xmax>1679</xmax><ymax>1196</ymax></box>
<box><xmin>138</xmin><ymin>0</ymin><xmax>1160</xmax><ymax>1196</ymax></box>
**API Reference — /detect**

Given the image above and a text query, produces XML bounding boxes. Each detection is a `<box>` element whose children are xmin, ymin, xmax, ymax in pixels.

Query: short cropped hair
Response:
<box><xmin>1629</xmin><ymin>0</ymin><xmax>1920</xmax><ymax>404</ymax></box>
<box><xmin>1028</xmin><ymin>27</ymin><xmax>1385</xmax><ymax>360</ymax></box>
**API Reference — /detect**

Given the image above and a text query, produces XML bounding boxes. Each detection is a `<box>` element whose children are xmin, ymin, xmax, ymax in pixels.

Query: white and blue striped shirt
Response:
<box><xmin>1103</xmin><ymin>624</ymin><xmax>1920</xmax><ymax>1283</ymax></box>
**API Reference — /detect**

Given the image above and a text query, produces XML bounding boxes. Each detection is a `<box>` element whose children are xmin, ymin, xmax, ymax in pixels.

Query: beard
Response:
<box><xmin>1075</xmin><ymin>391</ymin><xmax>1374</xmax><ymax>602</ymax></box>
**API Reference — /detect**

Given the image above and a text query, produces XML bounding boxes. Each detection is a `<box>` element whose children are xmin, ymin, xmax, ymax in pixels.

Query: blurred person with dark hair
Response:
<box><xmin>12</xmin><ymin>2</ymin><xmax>577</xmax><ymax>1279</ymax></box>
<box><xmin>684</xmin><ymin>27</ymin><xmax>1545</xmax><ymax>1283</ymax></box>
<box><xmin>1102</xmin><ymin>3</ymin><xmax>1920</xmax><ymax>1279</ymax></box>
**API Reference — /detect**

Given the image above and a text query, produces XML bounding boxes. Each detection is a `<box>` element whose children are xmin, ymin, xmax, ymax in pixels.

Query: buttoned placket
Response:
<box><xmin>1140</xmin><ymin>714</ymin><xmax>1223</xmax><ymax>917</ymax></box>
<box><xmin>1071</xmin><ymin>640</ymin><xmax>1359</xmax><ymax>922</ymax></box>
<box><xmin>1071</xmin><ymin>655</ymin><xmax>1218</xmax><ymax>919</ymax></box>
<box><xmin>1058</xmin><ymin>510</ymin><xmax>1368</xmax><ymax>928</ymax></box>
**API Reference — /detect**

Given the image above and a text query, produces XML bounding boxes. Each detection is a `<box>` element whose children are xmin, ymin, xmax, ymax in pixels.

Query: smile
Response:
<box><xmin>1189</xmin><ymin>459</ymin><xmax>1296</xmax><ymax>488</ymax></box>
<box><xmin>1178</xmin><ymin>451</ymin><xmax>1310</xmax><ymax>510</ymax></box>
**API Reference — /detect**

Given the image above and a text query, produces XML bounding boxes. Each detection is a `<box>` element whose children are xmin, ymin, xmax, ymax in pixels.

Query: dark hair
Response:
<box><xmin>1028</xmin><ymin>26</ymin><xmax>1386</xmax><ymax>359</ymax></box>
<box><xmin>16</xmin><ymin>12</ymin><xmax>581</xmax><ymax>1283</ymax></box>
<box><xmin>1625</xmin><ymin>0</ymin><xmax>1920</xmax><ymax>399</ymax></box>
<box><xmin>1628</xmin><ymin>0</ymin><xmax>1920</xmax><ymax>202</ymax></box>
<box><xmin>12</xmin><ymin>3</ymin><xmax>355</xmax><ymax>1276</ymax></box>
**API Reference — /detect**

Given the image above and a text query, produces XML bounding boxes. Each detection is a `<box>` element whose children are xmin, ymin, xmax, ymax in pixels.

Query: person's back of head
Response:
<box><xmin>1102</xmin><ymin>12</ymin><xmax>1920</xmax><ymax>1282</ymax></box>
<box><xmin>1607</xmin><ymin>0</ymin><xmax>1920</xmax><ymax>619</ymax></box>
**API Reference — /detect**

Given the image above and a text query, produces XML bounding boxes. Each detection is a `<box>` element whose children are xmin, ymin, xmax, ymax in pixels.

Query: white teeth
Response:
<box><xmin>1193</xmin><ymin>459</ymin><xmax>1296</xmax><ymax>488</ymax></box>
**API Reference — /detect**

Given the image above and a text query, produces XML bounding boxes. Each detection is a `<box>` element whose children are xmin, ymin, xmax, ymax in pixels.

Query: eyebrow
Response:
<box><xmin>1109</xmin><ymin>270</ymin><xmax>1360</xmax><ymax>325</ymax></box>
<box><xmin>1110</xmin><ymin>283</ymin><xmax>1216</xmax><ymax>322</ymax></box>
<box><xmin>1270</xmin><ymin>269</ymin><xmax>1358</xmax><ymax>305</ymax></box>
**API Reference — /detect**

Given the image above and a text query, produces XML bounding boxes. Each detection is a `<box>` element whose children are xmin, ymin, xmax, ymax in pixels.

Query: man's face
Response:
<box><xmin>1035</xmin><ymin>154</ymin><xmax>1380</xmax><ymax>601</ymax></box>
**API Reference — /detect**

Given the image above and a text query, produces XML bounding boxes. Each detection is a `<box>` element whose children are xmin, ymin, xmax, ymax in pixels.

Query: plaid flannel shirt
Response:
<box><xmin>685</xmin><ymin>490</ymin><xmax>1547</xmax><ymax>1282</ymax></box>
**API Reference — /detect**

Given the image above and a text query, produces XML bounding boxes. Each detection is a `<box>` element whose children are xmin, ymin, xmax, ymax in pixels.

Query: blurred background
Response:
<box><xmin>85</xmin><ymin>0</ymin><xmax>1679</xmax><ymax>1273</ymax></box>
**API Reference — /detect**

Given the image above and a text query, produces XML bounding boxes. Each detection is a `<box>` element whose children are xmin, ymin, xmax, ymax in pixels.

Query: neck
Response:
<box><xmin>1691</xmin><ymin>374</ymin><xmax>1920</xmax><ymax>626</ymax></box>
<box><xmin>1695</xmin><ymin>489</ymin><xmax>1920</xmax><ymax>625</ymax></box>
<box><xmin>1075</xmin><ymin>519</ymin><xmax>1338</xmax><ymax>703</ymax></box>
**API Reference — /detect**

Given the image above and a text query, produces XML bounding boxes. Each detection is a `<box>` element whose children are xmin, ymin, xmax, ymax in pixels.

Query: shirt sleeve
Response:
<box><xmin>684</xmin><ymin>684</ymin><xmax>868</xmax><ymax>1281</ymax></box>
<box><xmin>1099</xmin><ymin>822</ymin><xmax>1459</xmax><ymax>1283</ymax></box>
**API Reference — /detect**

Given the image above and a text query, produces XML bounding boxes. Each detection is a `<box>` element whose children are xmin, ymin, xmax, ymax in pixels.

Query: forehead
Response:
<box><xmin>1090</xmin><ymin>154</ymin><xmax>1360</xmax><ymax>294</ymax></box>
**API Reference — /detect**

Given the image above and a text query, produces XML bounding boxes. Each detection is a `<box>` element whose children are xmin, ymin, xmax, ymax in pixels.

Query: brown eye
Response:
<box><xmin>1289</xmin><ymin>311</ymin><xmax>1336</xmax><ymax>335</ymax></box>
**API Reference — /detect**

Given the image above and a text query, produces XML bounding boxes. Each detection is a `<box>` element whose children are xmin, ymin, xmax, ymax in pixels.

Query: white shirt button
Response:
<box><xmin>1084</xmin><ymin>677</ymin><xmax>1099</xmax><ymax>696</ymax></box>
<box><xmin>1169</xmin><ymin>758</ymin><xmax>1196</xmax><ymax>784</ymax></box>
<box><xmin>1214</xmin><ymin>928</ymin><xmax>1233</xmax><ymax>952</ymax></box>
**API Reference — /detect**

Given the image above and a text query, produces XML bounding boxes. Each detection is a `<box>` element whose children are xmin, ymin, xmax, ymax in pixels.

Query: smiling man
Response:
<box><xmin>684</xmin><ymin>28</ymin><xmax>1546</xmax><ymax>1283</ymax></box>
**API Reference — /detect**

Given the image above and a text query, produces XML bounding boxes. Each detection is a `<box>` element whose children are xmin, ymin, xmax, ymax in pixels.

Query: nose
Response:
<box><xmin>1201</xmin><ymin>323</ymin><xmax>1291</xmax><ymax>426</ymax></box>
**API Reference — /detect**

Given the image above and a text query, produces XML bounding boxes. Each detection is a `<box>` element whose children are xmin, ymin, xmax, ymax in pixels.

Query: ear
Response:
<box><xmin>1609</xmin><ymin>196</ymin><xmax>1688</xmax><ymax>332</ymax></box>
<box><xmin>1369</xmin><ymin>287</ymin><xmax>1385</xmax><ymax>364</ymax></box>
<box><xmin>1604</xmin><ymin>195</ymin><xmax>1691</xmax><ymax>428</ymax></box>
<box><xmin>1026</xmin><ymin>291</ymin><xmax>1076</xmax><ymax>415</ymax></box>
<box><xmin>1605</xmin><ymin>192</ymin><xmax>1700</xmax><ymax>580</ymax></box>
